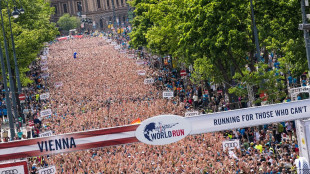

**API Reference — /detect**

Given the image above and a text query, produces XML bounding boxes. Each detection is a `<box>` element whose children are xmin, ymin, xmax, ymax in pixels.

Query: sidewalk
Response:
<box><xmin>1</xmin><ymin>122</ymin><xmax>28</xmax><ymax>141</ymax></box>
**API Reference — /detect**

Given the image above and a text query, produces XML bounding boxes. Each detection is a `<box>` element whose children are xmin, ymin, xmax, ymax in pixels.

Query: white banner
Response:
<box><xmin>304</xmin><ymin>120</ymin><xmax>310</xmax><ymax>163</ymax></box>
<box><xmin>39</xmin><ymin>131</ymin><xmax>53</xmax><ymax>138</ymax></box>
<box><xmin>186</xmin><ymin>99</ymin><xmax>310</xmax><ymax>135</ymax></box>
<box><xmin>222</xmin><ymin>139</ymin><xmax>240</xmax><ymax>151</ymax></box>
<box><xmin>296</xmin><ymin>120</ymin><xmax>309</xmax><ymax>161</ymax></box>
<box><xmin>290</xmin><ymin>86</ymin><xmax>310</xmax><ymax>101</ymax></box>
<box><xmin>111</xmin><ymin>42</ymin><xmax>117</xmax><ymax>46</ymax></box>
<box><xmin>106</xmin><ymin>39</ymin><xmax>112</xmax><ymax>43</ymax></box>
<box><xmin>41</xmin><ymin>73</ymin><xmax>49</xmax><ymax>79</ymax></box>
<box><xmin>0</xmin><ymin>125</ymin><xmax>138</xmax><ymax>160</ymax></box>
<box><xmin>40</xmin><ymin>93</ymin><xmax>50</xmax><ymax>100</ymax></box>
<box><xmin>41</xmin><ymin>55</ymin><xmax>47</xmax><ymax>60</ymax></box>
<box><xmin>38</xmin><ymin>166</ymin><xmax>56</xmax><ymax>174</ymax></box>
<box><xmin>128</xmin><ymin>54</ymin><xmax>134</xmax><ymax>59</ymax></box>
<box><xmin>137</xmin><ymin>70</ymin><xmax>146</xmax><ymax>76</ymax></box>
<box><xmin>135</xmin><ymin>115</ymin><xmax>191</xmax><ymax>145</ymax></box>
<box><xmin>144</xmin><ymin>78</ymin><xmax>154</xmax><ymax>84</ymax></box>
<box><xmin>185</xmin><ymin>111</ymin><xmax>199</xmax><ymax>117</ymax></box>
<box><xmin>41</xmin><ymin>66</ymin><xmax>48</xmax><ymax>71</ymax></box>
<box><xmin>120</xmin><ymin>50</ymin><xmax>126</xmax><ymax>54</ymax></box>
<box><xmin>40</xmin><ymin>60</ymin><xmax>48</xmax><ymax>66</ymax></box>
<box><xmin>114</xmin><ymin>45</ymin><xmax>121</xmax><ymax>50</ymax></box>
<box><xmin>136</xmin><ymin>60</ymin><xmax>145</xmax><ymax>65</ymax></box>
<box><xmin>40</xmin><ymin>109</ymin><xmax>52</xmax><ymax>117</ymax></box>
<box><xmin>0</xmin><ymin>161</ymin><xmax>28</xmax><ymax>174</ymax></box>
<box><xmin>163</xmin><ymin>91</ymin><xmax>174</xmax><ymax>98</ymax></box>
<box><xmin>54</xmin><ymin>82</ymin><xmax>63</xmax><ymax>88</ymax></box>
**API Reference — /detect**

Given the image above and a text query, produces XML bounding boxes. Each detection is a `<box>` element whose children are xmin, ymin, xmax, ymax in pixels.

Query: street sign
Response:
<box><xmin>180</xmin><ymin>70</ymin><xmax>187</xmax><ymax>76</ymax></box>
<box><xmin>19</xmin><ymin>94</ymin><xmax>26</xmax><ymax>103</ymax></box>
<box><xmin>28</xmin><ymin>120</ymin><xmax>34</xmax><ymax>127</ymax></box>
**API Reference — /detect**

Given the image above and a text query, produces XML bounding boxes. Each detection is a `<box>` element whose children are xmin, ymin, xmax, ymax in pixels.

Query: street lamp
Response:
<box><xmin>0</xmin><ymin>0</ymin><xmax>26</xmax><ymax>137</ymax></box>
<box><xmin>0</xmin><ymin>46</ymin><xmax>15</xmax><ymax>139</ymax></box>
<box><xmin>0</xmin><ymin>2</ymin><xmax>20</xmax><ymax>127</ymax></box>
<box><xmin>300</xmin><ymin>0</ymin><xmax>310</xmax><ymax>72</ymax></box>
<box><xmin>12</xmin><ymin>6</ymin><xmax>19</xmax><ymax>18</ymax></box>
<box><xmin>0</xmin><ymin>0</ymin><xmax>18</xmax><ymax>139</ymax></box>
<box><xmin>250</xmin><ymin>0</ymin><xmax>260</xmax><ymax>61</ymax></box>
<box><xmin>19</xmin><ymin>7</ymin><xmax>24</xmax><ymax>14</ymax></box>
<box><xmin>18</xmin><ymin>0</ymin><xmax>25</xmax><ymax>14</ymax></box>
<box><xmin>5</xmin><ymin>0</ymin><xmax>24</xmax><ymax>123</ymax></box>
<box><xmin>111</xmin><ymin>0</ymin><xmax>117</xmax><ymax>32</ymax></box>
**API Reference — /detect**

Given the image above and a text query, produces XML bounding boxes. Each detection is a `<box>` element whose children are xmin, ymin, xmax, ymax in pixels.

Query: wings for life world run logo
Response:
<box><xmin>144</xmin><ymin>122</ymin><xmax>185</xmax><ymax>142</ymax></box>
<box><xmin>136</xmin><ymin>115</ymin><xmax>192</xmax><ymax>145</ymax></box>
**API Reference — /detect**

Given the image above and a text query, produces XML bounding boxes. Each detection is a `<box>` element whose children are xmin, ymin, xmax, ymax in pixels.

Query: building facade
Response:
<box><xmin>50</xmin><ymin>0</ymin><xmax>130</xmax><ymax>31</ymax></box>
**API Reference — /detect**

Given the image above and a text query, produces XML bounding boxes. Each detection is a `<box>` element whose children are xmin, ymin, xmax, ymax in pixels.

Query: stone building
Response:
<box><xmin>50</xmin><ymin>0</ymin><xmax>131</xmax><ymax>31</ymax></box>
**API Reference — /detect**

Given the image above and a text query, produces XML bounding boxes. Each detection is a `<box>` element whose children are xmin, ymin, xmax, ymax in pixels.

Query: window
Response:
<box><xmin>107</xmin><ymin>0</ymin><xmax>110</xmax><ymax>9</ymax></box>
<box><xmin>97</xmin><ymin>0</ymin><xmax>101</xmax><ymax>8</ymax></box>
<box><xmin>77</xmin><ymin>2</ymin><xmax>82</xmax><ymax>12</ymax></box>
<box><xmin>63</xmin><ymin>4</ymin><xmax>68</xmax><ymax>13</ymax></box>
<box><xmin>53</xmin><ymin>5</ymin><xmax>58</xmax><ymax>14</ymax></box>
<box><xmin>121</xmin><ymin>0</ymin><xmax>123</xmax><ymax>6</ymax></box>
<box><xmin>123</xmin><ymin>16</ymin><xmax>126</xmax><ymax>23</ymax></box>
<box><xmin>100</xmin><ymin>19</ymin><xmax>104</xmax><ymax>28</ymax></box>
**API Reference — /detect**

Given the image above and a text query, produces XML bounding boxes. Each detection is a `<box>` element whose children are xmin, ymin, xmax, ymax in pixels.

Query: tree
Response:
<box><xmin>129</xmin><ymin>0</ymin><xmax>306</xmax><ymax>104</ymax></box>
<box><xmin>0</xmin><ymin>0</ymin><xmax>59</xmax><ymax>86</ymax></box>
<box><xmin>57</xmin><ymin>13</ymin><xmax>80</xmax><ymax>33</ymax></box>
<box><xmin>254</xmin><ymin>0</ymin><xmax>305</xmax><ymax>76</ymax></box>
<box><xmin>229</xmin><ymin>63</ymin><xmax>286</xmax><ymax>104</ymax></box>
<box><xmin>229</xmin><ymin>0</ymin><xmax>304</xmax><ymax>104</ymax></box>
<box><xmin>129</xmin><ymin>0</ymin><xmax>255</xmax><ymax>102</ymax></box>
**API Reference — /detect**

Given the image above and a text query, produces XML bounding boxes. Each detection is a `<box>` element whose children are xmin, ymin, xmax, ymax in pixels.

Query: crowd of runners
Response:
<box><xmin>11</xmin><ymin>34</ymin><xmax>300</xmax><ymax>174</ymax></box>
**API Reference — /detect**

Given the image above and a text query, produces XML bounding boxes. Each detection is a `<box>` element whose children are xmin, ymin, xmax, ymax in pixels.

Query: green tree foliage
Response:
<box><xmin>128</xmin><ymin>0</ymin><xmax>158</xmax><ymax>49</ymax></box>
<box><xmin>129</xmin><ymin>0</ymin><xmax>305</xmax><ymax>103</ymax></box>
<box><xmin>254</xmin><ymin>0</ymin><xmax>305</xmax><ymax>76</ymax></box>
<box><xmin>0</xmin><ymin>0</ymin><xmax>58</xmax><ymax>86</ymax></box>
<box><xmin>57</xmin><ymin>13</ymin><xmax>80</xmax><ymax>33</ymax></box>
<box><xmin>229</xmin><ymin>63</ymin><xmax>286</xmax><ymax>104</ymax></box>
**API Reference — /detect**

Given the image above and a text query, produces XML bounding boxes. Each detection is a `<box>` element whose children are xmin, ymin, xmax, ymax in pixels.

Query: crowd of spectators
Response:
<box><xmin>0</xmin><ymin>47</ymin><xmax>53</xmax><ymax>142</ymax></box>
